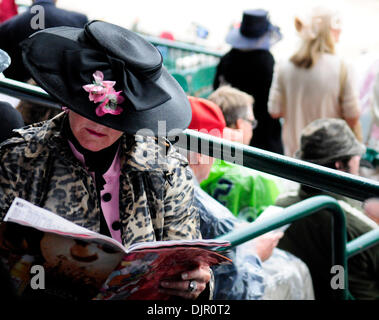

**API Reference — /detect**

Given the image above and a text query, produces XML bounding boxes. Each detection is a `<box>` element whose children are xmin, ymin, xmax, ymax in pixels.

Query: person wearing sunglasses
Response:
<box><xmin>194</xmin><ymin>86</ymin><xmax>282</xmax><ymax>223</ymax></box>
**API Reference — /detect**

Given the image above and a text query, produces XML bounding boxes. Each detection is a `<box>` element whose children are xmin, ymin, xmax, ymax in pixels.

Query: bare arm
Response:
<box><xmin>344</xmin><ymin>116</ymin><xmax>359</xmax><ymax>129</ymax></box>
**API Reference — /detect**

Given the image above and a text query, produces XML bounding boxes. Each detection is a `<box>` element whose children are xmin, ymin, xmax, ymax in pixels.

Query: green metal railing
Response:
<box><xmin>176</xmin><ymin>130</ymin><xmax>379</xmax><ymax>201</ymax></box>
<box><xmin>347</xmin><ymin>228</ymin><xmax>379</xmax><ymax>258</ymax></box>
<box><xmin>1</xmin><ymin>77</ymin><xmax>379</xmax><ymax>300</ymax></box>
<box><xmin>141</xmin><ymin>35</ymin><xmax>221</xmax><ymax>97</ymax></box>
<box><xmin>142</xmin><ymin>34</ymin><xmax>223</xmax><ymax>59</ymax></box>
<box><xmin>217</xmin><ymin>195</ymin><xmax>349</xmax><ymax>300</ymax></box>
<box><xmin>363</xmin><ymin>147</ymin><xmax>379</xmax><ymax>168</ymax></box>
<box><xmin>0</xmin><ymin>77</ymin><xmax>60</xmax><ymax>109</ymax></box>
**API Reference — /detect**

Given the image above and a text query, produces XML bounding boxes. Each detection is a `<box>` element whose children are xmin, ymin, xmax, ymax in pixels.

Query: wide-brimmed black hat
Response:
<box><xmin>20</xmin><ymin>20</ymin><xmax>191</xmax><ymax>135</ymax></box>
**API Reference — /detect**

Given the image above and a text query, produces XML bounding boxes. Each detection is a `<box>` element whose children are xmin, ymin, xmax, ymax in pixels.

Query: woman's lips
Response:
<box><xmin>86</xmin><ymin>128</ymin><xmax>106</xmax><ymax>137</ymax></box>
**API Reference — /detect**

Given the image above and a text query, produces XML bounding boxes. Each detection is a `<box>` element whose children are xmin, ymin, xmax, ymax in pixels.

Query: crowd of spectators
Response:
<box><xmin>0</xmin><ymin>2</ymin><xmax>378</xmax><ymax>301</ymax></box>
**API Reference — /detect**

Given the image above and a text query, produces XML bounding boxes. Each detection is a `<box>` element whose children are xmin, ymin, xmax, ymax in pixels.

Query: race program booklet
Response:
<box><xmin>0</xmin><ymin>197</ymin><xmax>231</xmax><ymax>300</ymax></box>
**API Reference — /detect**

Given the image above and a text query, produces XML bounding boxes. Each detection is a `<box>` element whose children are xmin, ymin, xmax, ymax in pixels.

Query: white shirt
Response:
<box><xmin>268</xmin><ymin>53</ymin><xmax>360</xmax><ymax>157</ymax></box>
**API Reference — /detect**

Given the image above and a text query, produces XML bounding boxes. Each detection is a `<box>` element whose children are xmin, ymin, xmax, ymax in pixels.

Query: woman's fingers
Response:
<box><xmin>159</xmin><ymin>265</ymin><xmax>211</xmax><ymax>299</ymax></box>
<box><xmin>160</xmin><ymin>279</ymin><xmax>206</xmax><ymax>292</ymax></box>
<box><xmin>181</xmin><ymin>265</ymin><xmax>211</xmax><ymax>282</ymax></box>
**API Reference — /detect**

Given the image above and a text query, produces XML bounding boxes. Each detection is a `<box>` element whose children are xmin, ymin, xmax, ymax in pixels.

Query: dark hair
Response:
<box><xmin>16</xmin><ymin>101</ymin><xmax>61</xmax><ymax>126</ymax></box>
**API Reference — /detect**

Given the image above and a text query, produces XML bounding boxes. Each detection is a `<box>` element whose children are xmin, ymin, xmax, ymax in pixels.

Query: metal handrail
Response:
<box><xmin>0</xmin><ymin>77</ymin><xmax>60</xmax><ymax>109</ymax></box>
<box><xmin>141</xmin><ymin>34</ymin><xmax>223</xmax><ymax>57</ymax></box>
<box><xmin>176</xmin><ymin>130</ymin><xmax>379</xmax><ymax>202</ymax></box>
<box><xmin>346</xmin><ymin>228</ymin><xmax>379</xmax><ymax>258</ymax></box>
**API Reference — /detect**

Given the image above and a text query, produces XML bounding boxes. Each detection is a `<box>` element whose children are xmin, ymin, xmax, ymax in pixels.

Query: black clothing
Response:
<box><xmin>0</xmin><ymin>101</ymin><xmax>24</xmax><ymax>143</ymax></box>
<box><xmin>276</xmin><ymin>186</ymin><xmax>379</xmax><ymax>300</ymax></box>
<box><xmin>214</xmin><ymin>49</ymin><xmax>283</xmax><ymax>154</ymax></box>
<box><xmin>0</xmin><ymin>0</ymin><xmax>88</xmax><ymax>82</ymax></box>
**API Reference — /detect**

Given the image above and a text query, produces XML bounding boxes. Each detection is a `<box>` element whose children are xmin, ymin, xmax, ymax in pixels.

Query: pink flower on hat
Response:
<box><xmin>83</xmin><ymin>71</ymin><xmax>124</xmax><ymax>116</ymax></box>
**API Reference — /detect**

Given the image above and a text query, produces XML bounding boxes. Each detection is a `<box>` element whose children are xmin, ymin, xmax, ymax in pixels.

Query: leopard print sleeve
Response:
<box><xmin>162</xmin><ymin>162</ymin><xmax>202</xmax><ymax>241</ymax></box>
<box><xmin>0</xmin><ymin>141</ymin><xmax>26</xmax><ymax>220</ymax></box>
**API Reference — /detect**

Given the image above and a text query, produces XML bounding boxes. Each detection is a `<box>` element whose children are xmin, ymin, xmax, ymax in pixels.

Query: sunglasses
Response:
<box><xmin>243</xmin><ymin>118</ymin><xmax>258</xmax><ymax>129</ymax></box>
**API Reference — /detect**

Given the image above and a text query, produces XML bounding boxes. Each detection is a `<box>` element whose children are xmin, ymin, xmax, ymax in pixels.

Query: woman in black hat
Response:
<box><xmin>214</xmin><ymin>9</ymin><xmax>284</xmax><ymax>155</ymax></box>
<box><xmin>0</xmin><ymin>21</ymin><xmax>211</xmax><ymax>300</ymax></box>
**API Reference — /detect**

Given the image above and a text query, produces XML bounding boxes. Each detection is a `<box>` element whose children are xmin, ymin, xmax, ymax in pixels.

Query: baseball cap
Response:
<box><xmin>187</xmin><ymin>96</ymin><xmax>226</xmax><ymax>138</ymax></box>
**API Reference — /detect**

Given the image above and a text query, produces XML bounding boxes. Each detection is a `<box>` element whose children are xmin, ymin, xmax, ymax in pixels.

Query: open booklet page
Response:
<box><xmin>0</xmin><ymin>198</ymin><xmax>231</xmax><ymax>300</ymax></box>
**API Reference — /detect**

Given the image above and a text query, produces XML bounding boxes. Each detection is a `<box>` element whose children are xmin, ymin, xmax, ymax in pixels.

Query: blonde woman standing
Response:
<box><xmin>268</xmin><ymin>6</ymin><xmax>360</xmax><ymax>157</ymax></box>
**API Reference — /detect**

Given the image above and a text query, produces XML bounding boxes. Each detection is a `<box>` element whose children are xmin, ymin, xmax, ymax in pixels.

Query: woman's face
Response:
<box><xmin>68</xmin><ymin>111</ymin><xmax>123</xmax><ymax>152</ymax></box>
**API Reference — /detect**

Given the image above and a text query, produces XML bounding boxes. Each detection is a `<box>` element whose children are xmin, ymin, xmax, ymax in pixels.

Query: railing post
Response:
<box><xmin>216</xmin><ymin>195</ymin><xmax>349</xmax><ymax>300</ymax></box>
<box><xmin>174</xmin><ymin>130</ymin><xmax>379</xmax><ymax>202</ymax></box>
<box><xmin>346</xmin><ymin>228</ymin><xmax>379</xmax><ymax>258</ymax></box>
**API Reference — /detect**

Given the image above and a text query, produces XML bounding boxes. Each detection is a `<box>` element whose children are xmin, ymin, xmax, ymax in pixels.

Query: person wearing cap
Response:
<box><xmin>0</xmin><ymin>49</ymin><xmax>25</xmax><ymax>143</ymax></box>
<box><xmin>0</xmin><ymin>21</ymin><xmax>212</xmax><ymax>300</ymax></box>
<box><xmin>199</xmin><ymin>86</ymin><xmax>281</xmax><ymax>221</ymax></box>
<box><xmin>0</xmin><ymin>0</ymin><xmax>88</xmax><ymax>82</ymax></box>
<box><xmin>368</xmin><ymin>70</ymin><xmax>379</xmax><ymax>148</ymax></box>
<box><xmin>275</xmin><ymin>118</ymin><xmax>379</xmax><ymax>300</ymax></box>
<box><xmin>187</xmin><ymin>96</ymin><xmax>315</xmax><ymax>300</ymax></box>
<box><xmin>268</xmin><ymin>6</ymin><xmax>361</xmax><ymax>157</ymax></box>
<box><xmin>214</xmin><ymin>9</ymin><xmax>284</xmax><ymax>155</ymax></box>
<box><xmin>0</xmin><ymin>48</ymin><xmax>25</xmax><ymax>301</ymax></box>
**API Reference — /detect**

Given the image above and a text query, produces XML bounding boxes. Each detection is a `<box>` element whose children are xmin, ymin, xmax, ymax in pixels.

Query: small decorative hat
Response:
<box><xmin>226</xmin><ymin>9</ymin><xmax>282</xmax><ymax>50</ymax></box>
<box><xmin>20</xmin><ymin>20</ymin><xmax>191</xmax><ymax>135</ymax></box>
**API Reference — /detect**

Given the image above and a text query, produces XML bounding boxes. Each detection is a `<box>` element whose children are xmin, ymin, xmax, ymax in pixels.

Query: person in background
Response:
<box><xmin>0</xmin><ymin>0</ymin><xmax>18</xmax><ymax>23</ymax></box>
<box><xmin>187</xmin><ymin>96</ymin><xmax>315</xmax><ymax>300</ymax></box>
<box><xmin>368</xmin><ymin>70</ymin><xmax>379</xmax><ymax>148</ymax></box>
<box><xmin>0</xmin><ymin>101</ymin><xmax>24</xmax><ymax>143</ymax></box>
<box><xmin>0</xmin><ymin>49</ymin><xmax>24</xmax><ymax>143</ymax></box>
<box><xmin>15</xmin><ymin>80</ymin><xmax>61</xmax><ymax>125</ymax></box>
<box><xmin>199</xmin><ymin>86</ymin><xmax>281</xmax><ymax>222</ymax></box>
<box><xmin>268</xmin><ymin>6</ymin><xmax>360</xmax><ymax>157</ymax></box>
<box><xmin>0</xmin><ymin>0</ymin><xmax>88</xmax><ymax>82</ymax></box>
<box><xmin>213</xmin><ymin>9</ymin><xmax>284</xmax><ymax>154</ymax></box>
<box><xmin>16</xmin><ymin>99</ymin><xmax>61</xmax><ymax>126</ymax></box>
<box><xmin>0</xmin><ymin>21</ymin><xmax>211</xmax><ymax>300</ymax></box>
<box><xmin>0</xmin><ymin>47</ymin><xmax>23</xmax><ymax>301</ymax></box>
<box><xmin>275</xmin><ymin>118</ymin><xmax>379</xmax><ymax>300</ymax></box>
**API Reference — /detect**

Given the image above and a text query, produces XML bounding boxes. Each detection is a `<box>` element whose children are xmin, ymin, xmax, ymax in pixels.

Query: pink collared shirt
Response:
<box><xmin>68</xmin><ymin>141</ymin><xmax>122</xmax><ymax>243</ymax></box>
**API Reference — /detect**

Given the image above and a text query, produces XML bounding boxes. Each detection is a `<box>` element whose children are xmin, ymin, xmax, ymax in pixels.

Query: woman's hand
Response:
<box><xmin>252</xmin><ymin>231</ymin><xmax>284</xmax><ymax>262</ymax></box>
<box><xmin>159</xmin><ymin>264</ymin><xmax>211</xmax><ymax>299</ymax></box>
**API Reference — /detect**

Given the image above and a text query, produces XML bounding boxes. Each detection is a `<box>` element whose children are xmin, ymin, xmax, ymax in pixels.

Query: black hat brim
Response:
<box><xmin>21</xmin><ymin>25</ymin><xmax>191</xmax><ymax>136</ymax></box>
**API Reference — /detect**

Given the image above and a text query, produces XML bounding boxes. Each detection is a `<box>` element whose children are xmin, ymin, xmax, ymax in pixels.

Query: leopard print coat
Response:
<box><xmin>0</xmin><ymin>112</ymin><xmax>201</xmax><ymax>248</ymax></box>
